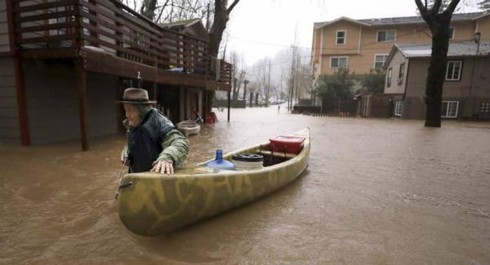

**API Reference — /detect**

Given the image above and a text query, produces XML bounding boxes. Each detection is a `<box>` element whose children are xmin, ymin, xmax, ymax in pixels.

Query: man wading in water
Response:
<box><xmin>118</xmin><ymin>88</ymin><xmax>189</xmax><ymax>174</ymax></box>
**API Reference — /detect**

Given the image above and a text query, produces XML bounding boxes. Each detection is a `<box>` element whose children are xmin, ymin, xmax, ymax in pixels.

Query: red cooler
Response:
<box><xmin>269</xmin><ymin>135</ymin><xmax>305</xmax><ymax>154</ymax></box>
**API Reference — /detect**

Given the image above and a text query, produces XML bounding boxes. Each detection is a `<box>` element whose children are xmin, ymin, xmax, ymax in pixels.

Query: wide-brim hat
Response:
<box><xmin>116</xmin><ymin>87</ymin><xmax>156</xmax><ymax>104</ymax></box>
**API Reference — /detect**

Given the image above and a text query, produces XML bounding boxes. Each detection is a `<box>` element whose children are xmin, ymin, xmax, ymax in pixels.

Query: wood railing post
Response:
<box><xmin>77</xmin><ymin>56</ymin><xmax>89</xmax><ymax>151</ymax></box>
<box><xmin>6</xmin><ymin>0</ymin><xmax>31</xmax><ymax>146</ymax></box>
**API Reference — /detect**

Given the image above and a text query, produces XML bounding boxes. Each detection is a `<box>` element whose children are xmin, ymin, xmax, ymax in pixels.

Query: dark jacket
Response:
<box><xmin>125</xmin><ymin>109</ymin><xmax>188</xmax><ymax>173</ymax></box>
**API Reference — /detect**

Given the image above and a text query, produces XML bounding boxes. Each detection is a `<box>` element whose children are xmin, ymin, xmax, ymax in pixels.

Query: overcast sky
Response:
<box><xmin>225</xmin><ymin>0</ymin><xmax>479</xmax><ymax>66</ymax></box>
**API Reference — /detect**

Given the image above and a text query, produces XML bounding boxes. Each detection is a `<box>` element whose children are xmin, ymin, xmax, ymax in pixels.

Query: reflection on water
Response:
<box><xmin>1</xmin><ymin>107</ymin><xmax>489</xmax><ymax>264</ymax></box>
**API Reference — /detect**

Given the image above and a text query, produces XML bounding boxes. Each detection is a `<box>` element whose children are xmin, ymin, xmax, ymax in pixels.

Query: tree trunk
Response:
<box><xmin>206</xmin><ymin>0</ymin><xmax>240</xmax><ymax>112</ymax></box>
<box><xmin>424</xmin><ymin>15</ymin><xmax>451</xmax><ymax>127</ymax></box>
<box><xmin>140</xmin><ymin>0</ymin><xmax>158</xmax><ymax>20</ymax></box>
<box><xmin>415</xmin><ymin>0</ymin><xmax>460</xmax><ymax>127</ymax></box>
<box><xmin>208</xmin><ymin>1</ymin><xmax>227</xmax><ymax>57</ymax></box>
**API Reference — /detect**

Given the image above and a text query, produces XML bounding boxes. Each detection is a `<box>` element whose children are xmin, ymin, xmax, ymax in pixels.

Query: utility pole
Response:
<box><xmin>288</xmin><ymin>48</ymin><xmax>294</xmax><ymax>111</ymax></box>
<box><xmin>243</xmin><ymin>79</ymin><xmax>249</xmax><ymax>102</ymax></box>
<box><xmin>266</xmin><ymin>60</ymin><xmax>271</xmax><ymax>107</ymax></box>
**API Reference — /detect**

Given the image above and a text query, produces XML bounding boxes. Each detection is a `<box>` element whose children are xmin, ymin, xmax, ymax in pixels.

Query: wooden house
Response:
<box><xmin>383</xmin><ymin>41</ymin><xmax>490</xmax><ymax>120</ymax></box>
<box><xmin>0</xmin><ymin>0</ymin><xmax>232</xmax><ymax>150</ymax></box>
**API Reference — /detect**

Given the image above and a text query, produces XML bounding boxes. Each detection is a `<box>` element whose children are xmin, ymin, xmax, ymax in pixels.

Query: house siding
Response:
<box><xmin>313</xmin><ymin>15</ymin><xmax>482</xmax><ymax>77</ymax></box>
<box><xmin>321</xmin><ymin>21</ymin><xmax>361</xmax><ymax>56</ymax></box>
<box><xmin>391</xmin><ymin>55</ymin><xmax>490</xmax><ymax>120</ymax></box>
<box><xmin>0</xmin><ymin>0</ymin><xmax>10</xmax><ymax>53</ymax></box>
<box><xmin>0</xmin><ymin>57</ymin><xmax>19</xmax><ymax>144</ymax></box>
<box><xmin>24</xmin><ymin>61</ymin><xmax>118</xmax><ymax>144</ymax></box>
<box><xmin>312</xmin><ymin>28</ymin><xmax>321</xmax><ymax>77</ymax></box>
<box><xmin>87</xmin><ymin>73</ymin><xmax>119</xmax><ymax>139</ymax></box>
<box><xmin>476</xmin><ymin>15</ymin><xmax>490</xmax><ymax>40</ymax></box>
<box><xmin>384</xmin><ymin>51</ymin><xmax>408</xmax><ymax>94</ymax></box>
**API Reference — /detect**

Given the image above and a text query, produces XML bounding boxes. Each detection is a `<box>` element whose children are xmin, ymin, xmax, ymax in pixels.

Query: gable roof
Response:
<box><xmin>160</xmin><ymin>18</ymin><xmax>208</xmax><ymax>41</ymax></box>
<box><xmin>314</xmin><ymin>16</ymin><xmax>371</xmax><ymax>29</ymax></box>
<box><xmin>161</xmin><ymin>18</ymin><xmax>202</xmax><ymax>29</ymax></box>
<box><xmin>385</xmin><ymin>41</ymin><xmax>490</xmax><ymax>68</ymax></box>
<box><xmin>314</xmin><ymin>11</ymin><xmax>487</xmax><ymax>29</ymax></box>
<box><xmin>398</xmin><ymin>41</ymin><xmax>490</xmax><ymax>58</ymax></box>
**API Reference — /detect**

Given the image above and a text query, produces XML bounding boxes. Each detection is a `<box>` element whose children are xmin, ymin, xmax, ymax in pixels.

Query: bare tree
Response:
<box><xmin>207</xmin><ymin>0</ymin><xmax>240</xmax><ymax>57</ymax></box>
<box><xmin>249</xmin><ymin>59</ymin><xmax>270</xmax><ymax>105</ymax></box>
<box><xmin>140</xmin><ymin>0</ymin><xmax>159</xmax><ymax>20</ymax></box>
<box><xmin>229</xmin><ymin>51</ymin><xmax>246</xmax><ymax>101</ymax></box>
<box><xmin>138</xmin><ymin>0</ymin><xmax>240</xmax><ymax>57</ymax></box>
<box><xmin>415</xmin><ymin>0</ymin><xmax>460</xmax><ymax>127</ymax></box>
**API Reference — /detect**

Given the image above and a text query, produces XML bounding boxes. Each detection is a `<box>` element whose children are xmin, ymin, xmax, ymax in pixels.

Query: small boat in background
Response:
<box><xmin>116</xmin><ymin>128</ymin><xmax>310</xmax><ymax>236</ymax></box>
<box><xmin>176</xmin><ymin>120</ymin><xmax>201</xmax><ymax>136</ymax></box>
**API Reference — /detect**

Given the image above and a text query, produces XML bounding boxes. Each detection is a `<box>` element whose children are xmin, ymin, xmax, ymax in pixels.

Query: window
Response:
<box><xmin>398</xmin><ymin>63</ymin><xmax>405</xmax><ymax>85</ymax></box>
<box><xmin>446</xmin><ymin>61</ymin><xmax>462</xmax><ymax>81</ymax></box>
<box><xmin>441</xmin><ymin>101</ymin><xmax>459</xmax><ymax>118</ymax></box>
<box><xmin>377</xmin><ymin>30</ymin><xmax>396</xmax><ymax>42</ymax></box>
<box><xmin>336</xmin><ymin>30</ymin><xmax>346</xmax><ymax>45</ymax></box>
<box><xmin>448</xmin><ymin>27</ymin><xmax>455</xmax><ymax>39</ymax></box>
<box><xmin>330</xmin><ymin>57</ymin><xmax>348</xmax><ymax>68</ymax></box>
<box><xmin>374</xmin><ymin>54</ymin><xmax>389</xmax><ymax>69</ymax></box>
<box><xmin>386</xmin><ymin>67</ymin><xmax>392</xmax><ymax>87</ymax></box>
<box><xmin>480</xmin><ymin>102</ymin><xmax>490</xmax><ymax>113</ymax></box>
<box><xmin>394</xmin><ymin>101</ymin><xmax>403</xmax><ymax>116</ymax></box>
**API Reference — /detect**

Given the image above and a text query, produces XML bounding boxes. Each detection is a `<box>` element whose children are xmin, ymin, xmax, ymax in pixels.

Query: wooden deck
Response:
<box><xmin>10</xmin><ymin>0</ymin><xmax>232</xmax><ymax>90</ymax></box>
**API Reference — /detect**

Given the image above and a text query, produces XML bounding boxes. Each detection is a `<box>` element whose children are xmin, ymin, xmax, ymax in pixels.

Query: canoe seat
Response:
<box><xmin>257</xmin><ymin>150</ymin><xmax>297</xmax><ymax>159</ymax></box>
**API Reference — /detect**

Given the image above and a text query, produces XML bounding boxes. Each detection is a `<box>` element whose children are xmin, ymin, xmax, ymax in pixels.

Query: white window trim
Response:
<box><xmin>376</xmin><ymin>29</ymin><xmax>397</xmax><ymax>42</ymax></box>
<box><xmin>446</xmin><ymin>60</ymin><xmax>462</xmax><ymax>81</ymax></box>
<box><xmin>373</xmin><ymin>54</ymin><xmax>389</xmax><ymax>69</ymax></box>
<box><xmin>330</xmin><ymin>56</ymin><xmax>349</xmax><ymax>68</ymax></box>
<box><xmin>394</xmin><ymin>101</ymin><xmax>403</xmax><ymax>117</ymax></box>
<box><xmin>449</xmin><ymin>27</ymin><xmax>455</xmax><ymax>39</ymax></box>
<box><xmin>441</xmin><ymin>100</ymin><xmax>459</xmax><ymax>118</ymax></box>
<box><xmin>336</xmin><ymin>30</ymin><xmax>346</xmax><ymax>45</ymax></box>
<box><xmin>480</xmin><ymin>102</ymin><xmax>490</xmax><ymax>113</ymax></box>
<box><xmin>386</xmin><ymin>67</ymin><xmax>393</xmax><ymax>87</ymax></box>
<box><xmin>398</xmin><ymin>62</ymin><xmax>406</xmax><ymax>85</ymax></box>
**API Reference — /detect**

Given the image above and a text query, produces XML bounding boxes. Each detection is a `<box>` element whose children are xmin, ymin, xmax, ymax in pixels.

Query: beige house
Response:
<box><xmin>311</xmin><ymin>12</ymin><xmax>490</xmax><ymax>79</ymax></box>
<box><xmin>383</xmin><ymin>41</ymin><xmax>490</xmax><ymax>120</ymax></box>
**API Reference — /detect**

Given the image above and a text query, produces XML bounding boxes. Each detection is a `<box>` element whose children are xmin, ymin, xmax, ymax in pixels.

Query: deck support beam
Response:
<box><xmin>6</xmin><ymin>0</ymin><xmax>30</xmax><ymax>145</ymax></box>
<box><xmin>78</xmin><ymin>59</ymin><xmax>89</xmax><ymax>151</ymax></box>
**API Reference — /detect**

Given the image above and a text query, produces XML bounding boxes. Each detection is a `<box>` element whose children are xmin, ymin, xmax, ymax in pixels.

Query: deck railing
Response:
<box><xmin>11</xmin><ymin>0</ymin><xmax>231</xmax><ymax>85</ymax></box>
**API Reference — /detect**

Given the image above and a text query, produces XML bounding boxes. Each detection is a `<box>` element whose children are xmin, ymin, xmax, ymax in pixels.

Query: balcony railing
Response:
<box><xmin>10</xmin><ymin>0</ymin><xmax>231</xmax><ymax>86</ymax></box>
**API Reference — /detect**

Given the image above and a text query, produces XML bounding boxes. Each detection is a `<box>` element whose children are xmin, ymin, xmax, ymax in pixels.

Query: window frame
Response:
<box><xmin>441</xmin><ymin>100</ymin><xmax>459</xmax><ymax>118</ymax></box>
<box><xmin>394</xmin><ymin>100</ymin><xmax>403</xmax><ymax>117</ymax></box>
<box><xmin>336</xmin><ymin>30</ymin><xmax>346</xmax><ymax>45</ymax></box>
<box><xmin>386</xmin><ymin>67</ymin><xmax>393</xmax><ymax>87</ymax></box>
<box><xmin>330</xmin><ymin>56</ymin><xmax>348</xmax><ymax>68</ymax></box>
<box><xmin>446</xmin><ymin>60</ymin><xmax>462</xmax><ymax>81</ymax></box>
<box><xmin>376</xmin><ymin>30</ymin><xmax>396</xmax><ymax>42</ymax></box>
<box><xmin>480</xmin><ymin>102</ymin><xmax>490</xmax><ymax>113</ymax></box>
<box><xmin>448</xmin><ymin>27</ymin><xmax>455</xmax><ymax>39</ymax></box>
<box><xmin>398</xmin><ymin>62</ymin><xmax>405</xmax><ymax>85</ymax></box>
<box><xmin>374</xmin><ymin>54</ymin><xmax>389</xmax><ymax>69</ymax></box>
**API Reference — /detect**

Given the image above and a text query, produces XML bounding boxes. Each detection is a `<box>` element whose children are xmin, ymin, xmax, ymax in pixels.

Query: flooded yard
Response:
<box><xmin>1</xmin><ymin>107</ymin><xmax>489</xmax><ymax>264</ymax></box>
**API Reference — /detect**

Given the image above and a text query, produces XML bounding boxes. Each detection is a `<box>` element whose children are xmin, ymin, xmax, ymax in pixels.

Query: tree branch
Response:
<box><xmin>227</xmin><ymin>0</ymin><xmax>240</xmax><ymax>15</ymax></box>
<box><xmin>433</xmin><ymin>0</ymin><xmax>443</xmax><ymax>13</ymax></box>
<box><xmin>444</xmin><ymin>0</ymin><xmax>461</xmax><ymax>15</ymax></box>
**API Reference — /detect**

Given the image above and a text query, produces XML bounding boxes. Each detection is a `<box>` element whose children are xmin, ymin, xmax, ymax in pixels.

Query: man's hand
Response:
<box><xmin>121</xmin><ymin>153</ymin><xmax>129</xmax><ymax>166</ymax></box>
<box><xmin>151</xmin><ymin>160</ymin><xmax>174</xmax><ymax>174</ymax></box>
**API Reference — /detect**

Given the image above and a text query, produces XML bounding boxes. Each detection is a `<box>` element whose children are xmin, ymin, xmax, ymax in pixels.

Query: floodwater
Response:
<box><xmin>1</xmin><ymin>107</ymin><xmax>489</xmax><ymax>265</ymax></box>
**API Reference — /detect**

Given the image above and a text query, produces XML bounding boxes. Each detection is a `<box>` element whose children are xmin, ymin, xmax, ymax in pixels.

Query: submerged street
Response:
<box><xmin>1</xmin><ymin>107</ymin><xmax>489</xmax><ymax>265</ymax></box>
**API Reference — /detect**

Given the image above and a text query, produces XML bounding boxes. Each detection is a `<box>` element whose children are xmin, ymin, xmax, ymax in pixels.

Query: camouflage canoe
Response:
<box><xmin>116</xmin><ymin>128</ymin><xmax>310</xmax><ymax>236</ymax></box>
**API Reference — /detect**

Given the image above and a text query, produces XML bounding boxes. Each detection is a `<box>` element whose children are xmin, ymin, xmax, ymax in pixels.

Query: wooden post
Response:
<box><xmin>227</xmin><ymin>87</ymin><xmax>231</xmax><ymax>122</ymax></box>
<box><xmin>78</xmin><ymin>59</ymin><xmax>89</xmax><ymax>151</ymax></box>
<box><xmin>6</xmin><ymin>0</ymin><xmax>30</xmax><ymax>145</ymax></box>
